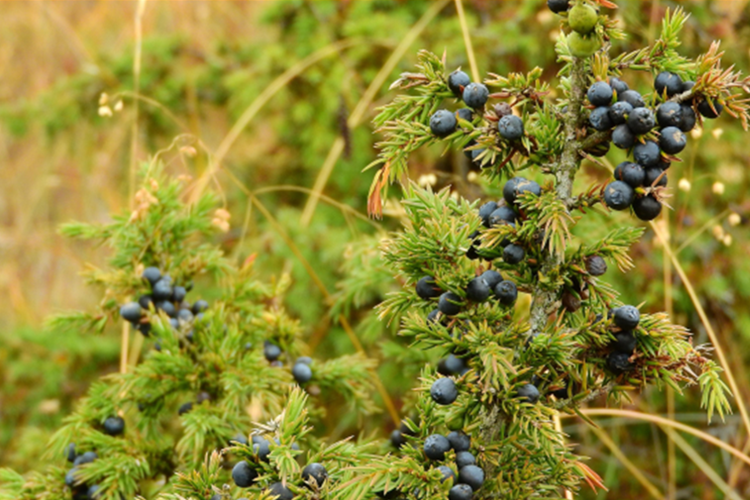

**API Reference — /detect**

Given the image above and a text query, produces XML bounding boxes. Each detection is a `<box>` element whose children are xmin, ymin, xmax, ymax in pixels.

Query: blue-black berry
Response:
<box><xmin>654</xmin><ymin>71</ymin><xmax>683</xmax><ymax>97</ymax></box>
<box><xmin>458</xmin><ymin>465</ymin><xmax>485</xmax><ymax>491</ymax></box>
<box><xmin>632</xmin><ymin>194</ymin><xmax>662</xmax><ymax>221</ymax></box>
<box><xmin>449</xmin><ymin>70</ymin><xmax>472</xmax><ymax>97</ymax></box>
<box><xmin>659</xmin><ymin>126</ymin><xmax>687</xmax><ymax>155</ymax></box>
<box><xmin>478</xmin><ymin>201</ymin><xmax>498</xmax><ymax>227</ymax></box>
<box><xmin>416</xmin><ymin>276</ymin><xmax>443</xmax><ymax>299</ymax></box>
<box><xmin>103</xmin><ymin>416</ymin><xmax>125</xmax><ymax>436</ymax></box>
<box><xmin>607</xmin><ymin>351</ymin><xmax>634</xmax><ymax>374</ymax></box>
<box><xmin>438</xmin><ymin>292</ymin><xmax>463</xmax><ymax>316</ymax></box>
<box><xmin>427</xmin><ymin>308</ymin><xmax>441</xmax><ymax>324</ymax></box>
<box><xmin>612</xmin><ymin>330</ymin><xmax>637</xmax><ymax>355</ymax></box>
<box><xmin>615</xmin><ymin>162</ymin><xmax>645</xmax><ymax>188</ymax></box>
<box><xmin>609</xmin><ymin>77</ymin><xmax>629</xmax><ymax>96</ymax></box>
<box><xmin>517</xmin><ymin>383</ymin><xmax>540</xmax><ymax>404</ymax></box>
<box><xmin>73</xmin><ymin>451</ymin><xmax>97</xmax><ymax>466</ymax></box>
<box><xmin>439</xmin><ymin>354</ymin><xmax>467</xmax><ymax>376</ymax></box>
<box><xmin>455</xmin><ymin>451</ymin><xmax>476</xmax><ymax>468</ymax></box>
<box><xmin>618</xmin><ymin>89</ymin><xmax>645</xmax><ymax>108</ymax></box>
<box><xmin>268</xmin><ymin>482</ymin><xmax>294</xmax><ymax>500</ymax></box>
<box><xmin>192</xmin><ymin>299</ymin><xmax>209</xmax><ymax>314</ymax></box>
<box><xmin>65</xmin><ymin>443</ymin><xmax>77</xmax><ymax>463</ymax></box>
<box><xmin>656</xmin><ymin>101</ymin><xmax>682</xmax><ymax>128</ymax></box>
<box><xmin>488</xmin><ymin>206</ymin><xmax>517</xmax><ymax>226</ymax></box>
<box><xmin>431</xmin><ymin>377</ymin><xmax>458</xmax><ymax>405</ymax></box>
<box><xmin>480</xmin><ymin>270</ymin><xmax>503</xmax><ymax>290</ymax></box>
<box><xmin>430</xmin><ymin>110</ymin><xmax>457</xmax><ymax>138</ymax></box>
<box><xmin>424</xmin><ymin>434</ymin><xmax>451</xmax><ymax>460</ymax></box>
<box><xmin>587</xmin><ymin>81</ymin><xmax>613</xmax><ymax>106</ymax></box>
<box><xmin>585</xmin><ymin>255</ymin><xmax>607</xmax><ymax>276</ymax></box>
<box><xmin>292</xmin><ymin>362</ymin><xmax>313</xmax><ymax>384</ymax></box>
<box><xmin>698</xmin><ymin>97</ymin><xmax>723</xmax><ymax>119</ymax></box>
<box><xmin>497</xmin><ymin>115</ymin><xmax>524</xmax><ymax>140</ymax></box>
<box><xmin>152</xmin><ymin>279</ymin><xmax>173</xmax><ymax>301</ymax></box>
<box><xmin>438</xmin><ymin>465</ymin><xmax>456</xmax><ymax>483</ymax></box>
<box><xmin>503</xmin><ymin>177</ymin><xmax>541</xmax><ymax>205</ymax></box>
<box><xmin>679</xmin><ymin>104</ymin><xmax>697</xmax><ymax>132</ymax></box>
<box><xmin>447</xmin><ymin>431</ymin><xmax>471</xmax><ymax>452</ymax></box>
<box><xmin>644</xmin><ymin>167</ymin><xmax>667</xmax><ymax>187</ymax></box>
<box><xmin>633</xmin><ymin>140</ymin><xmax>661</xmax><ymax>168</ymax></box>
<box><xmin>449</xmin><ymin>484</ymin><xmax>473</xmax><ymax>500</ymax></box>
<box><xmin>457</xmin><ymin>108</ymin><xmax>474</xmax><ymax>122</ymax></box>
<box><xmin>87</xmin><ymin>484</ymin><xmax>101</xmax><ymax>499</ymax></box>
<box><xmin>252</xmin><ymin>435</ymin><xmax>272</xmax><ymax>461</ymax></box>
<box><xmin>547</xmin><ymin>0</ymin><xmax>570</xmax><ymax>14</ymax></box>
<box><xmin>603</xmin><ymin>181</ymin><xmax>634</xmax><ymax>210</ymax></box>
<box><xmin>612</xmin><ymin>124</ymin><xmax>635</xmax><ymax>149</ymax></box>
<box><xmin>172</xmin><ymin>286</ymin><xmax>187</xmax><ymax>304</ymax></box>
<box><xmin>302</xmin><ymin>463</ymin><xmax>328</xmax><ymax>487</ymax></box>
<box><xmin>119</xmin><ymin>302</ymin><xmax>142</xmax><ymax>323</ymax></box>
<box><xmin>391</xmin><ymin>429</ymin><xmax>406</xmax><ymax>448</ymax></box>
<box><xmin>494</xmin><ymin>281</ymin><xmax>518</xmax><ymax>306</ymax></box>
<box><xmin>138</xmin><ymin>294</ymin><xmax>153</xmax><ymax>310</ymax></box>
<box><xmin>627</xmin><ymin>107</ymin><xmax>656</xmax><ymax>135</ymax></box>
<box><xmin>178</xmin><ymin>402</ymin><xmax>193</xmax><ymax>416</ymax></box>
<box><xmin>264</xmin><ymin>341</ymin><xmax>282</xmax><ymax>361</ymax></box>
<box><xmin>465</xmin><ymin>277</ymin><xmax>490</xmax><ymax>302</ymax></box>
<box><xmin>65</xmin><ymin>468</ymin><xmax>79</xmax><ymax>487</ymax></box>
<box><xmin>156</xmin><ymin>300</ymin><xmax>176</xmax><ymax>318</ymax></box>
<box><xmin>503</xmin><ymin>244</ymin><xmax>525</xmax><ymax>264</ymax></box>
<box><xmin>177</xmin><ymin>308</ymin><xmax>193</xmax><ymax>323</ymax></box>
<box><xmin>589</xmin><ymin>106</ymin><xmax>612</xmax><ymax>131</ymax></box>
<box><xmin>142</xmin><ymin>267</ymin><xmax>161</xmax><ymax>285</ymax></box>
<box><xmin>613</xmin><ymin>305</ymin><xmax>640</xmax><ymax>329</ymax></box>
<box><xmin>462</xmin><ymin>83</ymin><xmax>489</xmax><ymax>109</ymax></box>
<box><xmin>608</xmin><ymin>101</ymin><xmax>632</xmax><ymax>125</ymax></box>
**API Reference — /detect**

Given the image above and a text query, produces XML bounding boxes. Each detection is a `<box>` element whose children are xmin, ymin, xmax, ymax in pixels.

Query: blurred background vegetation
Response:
<box><xmin>1</xmin><ymin>1</ymin><xmax>750</xmax><ymax>498</ymax></box>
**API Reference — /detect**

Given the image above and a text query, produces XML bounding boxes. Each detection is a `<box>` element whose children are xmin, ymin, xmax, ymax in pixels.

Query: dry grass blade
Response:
<box><xmin>661</xmin><ymin>425</ymin><xmax>744</xmax><ymax>500</ymax></box>
<box><xmin>564</xmin><ymin>409</ymin><xmax>750</xmax><ymax>468</ymax></box>
<box><xmin>454</xmin><ymin>0</ymin><xmax>480</xmax><ymax>82</ymax></box>
<box><xmin>587</xmin><ymin>425</ymin><xmax>665</xmax><ymax>499</ymax></box>
<box><xmin>299</xmin><ymin>0</ymin><xmax>451</xmax><ymax>227</ymax></box>
<box><xmin>188</xmin><ymin>38</ymin><xmax>364</xmax><ymax>203</ymax></box>
<box><xmin>649</xmin><ymin>221</ymin><xmax>750</xmax><ymax>448</ymax></box>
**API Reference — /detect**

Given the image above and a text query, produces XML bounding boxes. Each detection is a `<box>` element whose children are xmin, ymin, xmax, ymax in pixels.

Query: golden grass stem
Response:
<box><xmin>120</xmin><ymin>321</ymin><xmax>130</xmax><ymax>374</ymax></box>
<box><xmin>565</xmin><ymin>409</ymin><xmax>750</xmax><ymax>468</ymax></box>
<box><xmin>649</xmin><ymin>220</ymin><xmax>750</xmax><ymax>449</ymax></box>
<box><xmin>121</xmin><ymin>0</ymin><xmax>147</xmax><ymax>375</ymax></box>
<box><xmin>188</xmin><ymin>38</ymin><xmax>363</xmax><ymax>203</ymax></box>
<box><xmin>454</xmin><ymin>0</ymin><xmax>480</xmax><ymax>82</ymax></box>
<box><xmin>674</xmin><ymin>208</ymin><xmax>730</xmax><ymax>255</ymax></box>
<box><xmin>663</xmin><ymin>213</ymin><xmax>676</xmax><ymax>500</ymax></box>
<box><xmin>662</xmin><ymin>426</ymin><xmax>744</xmax><ymax>500</ymax></box>
<box><xmin>587</xmin><ymin>425</ymin><xmax>665</xmax><ymax>500</ymax></box>
<box><xmin>299</xmin><ymin>0</ymin><xmax>450</xmax><ymax>227</ymax></box>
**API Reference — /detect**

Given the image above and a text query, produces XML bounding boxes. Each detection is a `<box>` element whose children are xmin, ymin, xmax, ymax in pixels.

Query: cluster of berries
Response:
<box><xmin>389</xmin><ymin>426</ymin><xmax>483</xmax><ymax>500</ymax></box>
<box><xmin>119</xmin><ymin>267</ymin><xmax>209</xmax><ymax>336</ymax></box>
<box><xmin>262</xmin><ymin>340</ymin><xmax>315</xmax><ymax>386</ymax></box>
<box><xmin>64</xmin><ymin>445</ymin><xmax>100</xmax><ymax>500</ymax></box>
<box><xmin>428</xmin><ymin>69</ymin><xmax>525</xmax><ymax>155</ymax></box>
<box><xmin>63</xmin><ymin>417</ymin><xmax>124</xmax><ymax>499</ymax></box>
<box><xmin>425</xmin><ymin>431</ymin><xmax>484</xmax><ymax>500</ymax></box>
<box><xmin>605</xmin><ymin>305</ymin><xmax>641</xmax><ymax>374</ymax></box>
<box><xmin>589</xmin><ymin>73</ymin><xmax>720</xmax><ymax>220</ymax></box>
<box><xmin>231</xmin><ymin>435</ymin><xmax>327</xmax><ymax>499</ymax></box>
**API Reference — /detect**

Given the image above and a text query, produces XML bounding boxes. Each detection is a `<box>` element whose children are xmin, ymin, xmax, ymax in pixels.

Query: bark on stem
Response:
<box><xmin>479</xmin><ymin>55</ymin><xmax>591</xmax><ymax>458</ymax></box>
